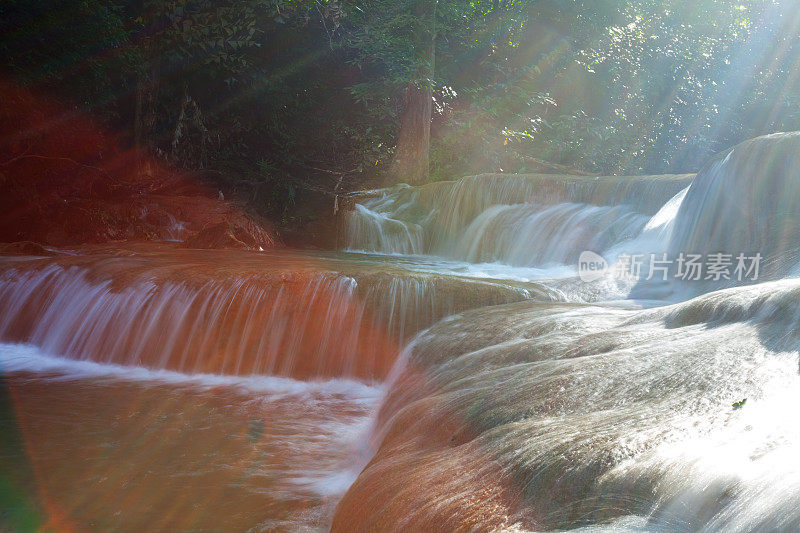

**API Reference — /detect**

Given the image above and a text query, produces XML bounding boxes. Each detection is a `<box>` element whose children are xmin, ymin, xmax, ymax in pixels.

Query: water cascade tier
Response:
<box><xmin>330</xmin><ymin>133</ymin><xmax>800</xmax><ymax>531</ymax></box>
<box><xmin>669</xmin><ymin>132</ymin><xmax>800</xmax><ymax>280</ymax></box>
<box><xmin>6</xmin><ymin>134</ymin><xmax>800</xmax><ymax>531</ymax></box>
<box><xmin>0</xmin><ymin>244</ymin><xmax>554</xmax><ymax>381</ymax></box>
<box><xmin>332</xmin><ymin>279</ymin><xmax>800</xmax><ymax>531</ymax></box>
<box><xmin>345</xmin><ymin>173</ymin><xmax>693</xmax><ymax>265</ymax></box>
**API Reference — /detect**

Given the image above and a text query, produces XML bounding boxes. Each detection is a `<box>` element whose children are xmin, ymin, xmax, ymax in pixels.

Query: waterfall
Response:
<box><xmin>0</xmin><ymin>248</ymin><xmax>545</xmax><ymax>381</ymax></box>
<box><xmin>6</xmin><ymin>133</ymin><xmax>800</xmax><ymax>532</ymax></box>
<box><xmin>330</xmin><ymin>134</ymin><xmax>800</xmax><ymax>531</ymax></box>
<box><xmin>454</xmin><ymin>203</ymin><xmax>648</xmax><ymax>267</ymax></box>
<box><xmin>669</xmin><ymin>132</ymin><xmax>800</xmax><ymax>280</ymax></box>
<box><xmin>333</xmin><ymin>279</ymin><xmax>800</xmax><ymax>531</ymax></box>
<box><xmin>345</xmin><ymin>173</ymin><xmax>693</xmax><ymax>261</ymax></box>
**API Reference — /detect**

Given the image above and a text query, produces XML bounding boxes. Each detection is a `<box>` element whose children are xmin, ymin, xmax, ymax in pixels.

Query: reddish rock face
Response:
<box><xmin>182</xmin><ymin>219</ymin><xmax>276</xmax><ymax>251</ymax></box>
<box><xmin>0</xmin><ymin>80</ymin><xmax>278</xmax><ymax>249</ymax></box>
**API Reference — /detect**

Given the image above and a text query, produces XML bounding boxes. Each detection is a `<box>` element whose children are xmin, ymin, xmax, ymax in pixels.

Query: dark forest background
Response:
<box><xmin>2</xmin><ymin>0</ymin><xmax>799</xmax><ymax>237</ymax></box>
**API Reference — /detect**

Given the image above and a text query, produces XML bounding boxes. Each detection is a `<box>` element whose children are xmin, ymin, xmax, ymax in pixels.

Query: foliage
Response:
<box><xmin>0</xmin><ymin>0</ymin><xmax>141</xmax><ymax>119</ymax></box>
<box><xmin>3</xmin><ymin>0</ymin><xmax>800</xmax><ymax>224</ymax></box>
<box><xmin>566</xmin><ymin>0</ymin><xmax>800</xmax><ymax>173</ymax></box>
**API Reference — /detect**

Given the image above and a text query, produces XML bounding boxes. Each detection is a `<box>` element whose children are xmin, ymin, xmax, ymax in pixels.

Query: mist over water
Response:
<box><xmin>4</xmin><ymin>135</ymin><xmax>800</xmax><ymax>530</ymax></box>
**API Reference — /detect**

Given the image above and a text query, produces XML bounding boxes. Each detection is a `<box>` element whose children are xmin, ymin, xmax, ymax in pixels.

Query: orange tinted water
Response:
<box><xmin>1</xmin><ymin>367</ymin><xmax>377</xmax><ymax>532</ymax></box>
<box><xmin>0</xmin><ymin>243</ymin><xmax>543</xmax><ymax>530</ymax></box>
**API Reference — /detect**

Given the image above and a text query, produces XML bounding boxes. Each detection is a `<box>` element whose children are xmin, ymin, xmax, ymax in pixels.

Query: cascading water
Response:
<box><xmin>5</xmin><ymin>133</ymin><xmax>800</xmax><ymax>531</ymax></box>
<box><xmin>455</xmin><ymin>202</ymin><xmax>647</xmax><ymax>266</ymax></box>
<box><xmin>330</xmin><ymin>133</ymin><xmax>800</xmax><ymax>531</ymax></box>
<box><xmin>668</xmin><ymin>132</ymin><xmax>800</xmax><ymax>280</ymax></box>
<box><xmin>335</xmin><ymin>280</ymin><xmax>800</xmax><ymax>531</ymax></box>
<box><xmin>0</xmin><ymin>244</ymin><xmax>555</xmax><ymax>530</ymax></box>
<box><xmin>0</xmin><ymin>246</ymin><xmax>547</xmax><ymax>381</ymax></box>
<box><xmin>345</xmin><ymin>172</ymin><xmax>693</xmax><ymax>263</ymax></box>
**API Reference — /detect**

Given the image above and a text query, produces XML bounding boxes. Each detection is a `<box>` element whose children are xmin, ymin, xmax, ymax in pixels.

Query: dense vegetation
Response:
<box><xmin>2</xmin><ymin>0</ymin><xmax>798</xmax><ymax>235</ymax></box>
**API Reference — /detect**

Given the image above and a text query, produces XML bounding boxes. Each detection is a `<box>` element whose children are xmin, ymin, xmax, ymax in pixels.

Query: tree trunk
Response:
<box><xmin>388</xmin><ymin>0</ymin><xmax>437</xmax><ymax>185</ymax></box>
<box><xmin>133</xmin><ymin>0</ymin><xmax>161</xmax><ymax>178</ymax></box>
<box><xmin>389</xmin><ymin>84</ymin><xmax>433</xmax><ymax>185</ymax></box>
<box><xmin>134</xmin><ymin>68</ymin><xmax>159</xmax><ymax>177</ymax></box>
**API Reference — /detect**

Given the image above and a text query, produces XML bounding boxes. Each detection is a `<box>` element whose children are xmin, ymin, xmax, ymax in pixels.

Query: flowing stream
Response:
<box><xmin>3</xmin><ymin>133</ymin><xmax>800</xmax><ymax>531</ymax></box>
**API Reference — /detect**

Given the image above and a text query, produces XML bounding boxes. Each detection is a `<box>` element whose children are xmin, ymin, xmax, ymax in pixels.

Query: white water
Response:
<box><xmin>331</xmin><ymin>135</ymin><xmax>800</xmax><ymax>531</ymax></box>
<box><xmin>0</xmin><ymin>342</ymin><xmax>381</xmax><ymax>401</ymax></box>
<box><xmin>345</xmin><ymin>173</ymin><xmax>692</xmax><ymax>262</ymax></box>
<box><xmin>0</xmin><ymin>250</ymin><xmax>547</xmax><ymax>381</ymax></box>
<box><xmin>5</xmin><ymin>135</ymin><xmax>800</xmax><ymax>531</ymax></box>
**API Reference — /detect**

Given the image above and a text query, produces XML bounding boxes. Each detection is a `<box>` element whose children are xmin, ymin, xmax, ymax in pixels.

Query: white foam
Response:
<box><xmin>0</xmin><ymin>343</ymin><xmax>383</xmax><ymax>402</ymax></box>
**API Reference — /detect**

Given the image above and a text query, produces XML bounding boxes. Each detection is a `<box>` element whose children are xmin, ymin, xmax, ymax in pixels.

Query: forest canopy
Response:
<box><xmin>2</xmin><ymin>0</ymin><xmax>798</xmax><ymax>226</ymax></box>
